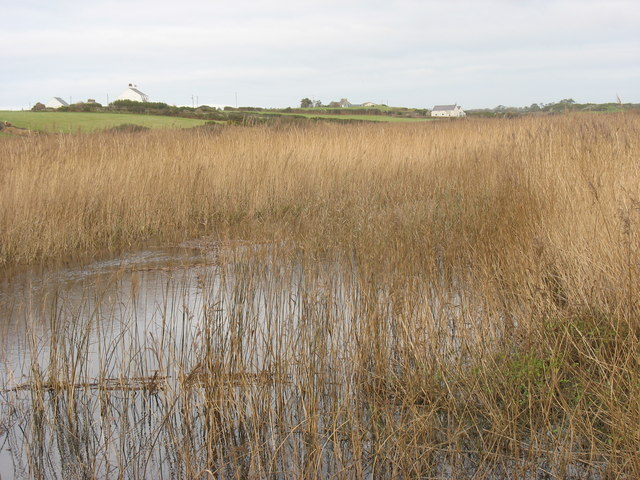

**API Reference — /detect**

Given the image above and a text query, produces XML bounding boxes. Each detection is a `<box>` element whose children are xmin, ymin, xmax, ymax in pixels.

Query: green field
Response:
<box><xmin>295</xmin><ymin>105</ymin><xmax>408</xmax><ymax>113</ymax></box>
<box><xmin>0</xmin><ymin>111</ymin><xmax>207</xmax><ymax>133</ymax></box>
<box><xmin>0</xmin><ymin>110</ymin><xmax>431</xmax><ymax>137</ymax></box>
<box><xmin>263</xmin><ymin>112</ymin><xmax>431</xmax><ymax>123</ymax></box>
<box><xmin>298</xmin><ymin>113</ymin><xmax>430</xmax><ymax>122</ymax></box>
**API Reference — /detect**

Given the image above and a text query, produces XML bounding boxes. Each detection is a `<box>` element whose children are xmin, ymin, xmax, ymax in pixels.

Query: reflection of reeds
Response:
<box><xmin>0</xmin><ymin>113</ymin><xmax>639</xmax><ymax>478</ymax></box>
<box><xmin>2</xmin><ymin>368</ymin><xmax>292</xmax><ymax>393</ymax></box>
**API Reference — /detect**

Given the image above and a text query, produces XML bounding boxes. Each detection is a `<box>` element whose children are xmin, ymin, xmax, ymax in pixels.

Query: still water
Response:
<box><xmin>0</xmin><ymin>242</ymin><xmax>600</xmax><ymax>479</ymax></box>
<box><xmin>0</xmin><ymin>243</ymin><xmax>366</xmax><ymax>479</ymax></box>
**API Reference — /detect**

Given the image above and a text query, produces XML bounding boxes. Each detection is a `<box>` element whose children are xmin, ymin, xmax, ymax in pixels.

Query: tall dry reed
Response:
<box><xmin>1</xmin><ymin>114</ymin><xmax>639</xmax><ymax>478</ymax></box>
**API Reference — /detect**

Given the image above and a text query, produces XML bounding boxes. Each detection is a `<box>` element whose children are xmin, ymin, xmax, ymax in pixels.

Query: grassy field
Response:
<box><xmin>295</xmin><ymin>104</ymin><xmax>413</xmax><ymax>113</ymax></box>
<box><xmin>0</xmin><ymin>110</ymin><xmax>207</xmax><ymax>133</ymax></box>
<box><xmin>1</xmin><ymin>114</ymin><xmax>639</xmax><ymax>478</ymax></box>
<box><xmin>278</xmin><ymin>112</ymin><xmax>430</xmax><ymax>122</ymax></box>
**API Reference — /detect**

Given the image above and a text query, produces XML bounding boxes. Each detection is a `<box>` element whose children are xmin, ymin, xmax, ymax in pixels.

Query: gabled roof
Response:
<box><xmin>117</xmin><ymin>85</ymin><xmax>149</xmax><ymax>102</ymax></box>
<box><xmin>432</xmin><ymin>104</ymin><xmax>458</xmax><ymax>111</ymax></box>
<box><xmin>128</xmin><ymin>87</ymin><xmax>147</xmax><ymax>97</ymax></box>
<box><xmin>52</xmin><ymin>97</ymin><xmax>69</xmax><ymax>106</ymax></box>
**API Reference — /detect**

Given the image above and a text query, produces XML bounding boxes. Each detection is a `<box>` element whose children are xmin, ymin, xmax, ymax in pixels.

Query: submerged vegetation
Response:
<box><xmin>1</xmin><ymin>113</ymin><xmax>639</xmax><ymax>478</ymax></box>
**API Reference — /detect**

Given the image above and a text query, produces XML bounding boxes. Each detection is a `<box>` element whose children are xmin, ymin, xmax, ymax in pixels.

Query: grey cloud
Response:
<box><xmin>1</xmin><ymin>0</ymin><xmax>639</xmax><ymax>109</ymax></box>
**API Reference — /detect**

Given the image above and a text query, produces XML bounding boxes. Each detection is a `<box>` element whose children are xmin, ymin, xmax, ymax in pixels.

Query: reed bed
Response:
<box><xmin>1</xmin><ymin>114</ymin><xmax>639</xmax><ymax>478</ymax></box>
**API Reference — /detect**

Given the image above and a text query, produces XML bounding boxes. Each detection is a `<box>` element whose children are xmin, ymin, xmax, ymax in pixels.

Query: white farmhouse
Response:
<box><xmin>431</xmin><ymin>104</ymin><xmax>466</xmax><ymax>117</ymax></box>
<box><xmin>45</xmin><ymin>97</ymin><xmax>69</xmax><ymax>109</ymax></box>
<box><xmin>117</xmin><ymin>84</ymin><xmax>149</xmax><ymax>102</ymax></box>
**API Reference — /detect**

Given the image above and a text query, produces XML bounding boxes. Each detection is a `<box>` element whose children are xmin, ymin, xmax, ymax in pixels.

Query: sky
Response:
<box><xmin>1</xmin><ymin>0</ymin><xmax>639</xmax><ymax>110</ymax></box>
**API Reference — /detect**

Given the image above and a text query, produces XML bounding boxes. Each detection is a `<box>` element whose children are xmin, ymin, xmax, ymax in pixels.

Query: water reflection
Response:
<box><xmin>0</xmin><ymin>244</ymin><xmax>366</xmax><ymax>479</ymax></box>
<box><xmin>0</xmin><ymin>243</ymin><xmax>545</xmax><ymax>479</ymax></box>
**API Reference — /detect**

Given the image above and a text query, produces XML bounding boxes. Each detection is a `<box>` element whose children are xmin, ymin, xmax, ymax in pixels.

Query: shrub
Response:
<box><xmin>108</xmin><ymin>124</ymin><xmax>150</xmax><ymax>133</ymax></box>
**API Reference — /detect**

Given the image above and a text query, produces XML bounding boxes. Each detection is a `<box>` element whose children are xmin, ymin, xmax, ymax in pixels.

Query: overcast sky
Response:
<box><xmin>1</xmin><ymin>0</ymin><xmax>638</xmax><ymax>110</ymax></box>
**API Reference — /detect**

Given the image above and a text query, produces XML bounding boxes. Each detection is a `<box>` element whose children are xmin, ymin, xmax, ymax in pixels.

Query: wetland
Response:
<box><xmin>1</xmin><ymin>115</ymin><xmax>639</xmax><ymax>478</ymax></box>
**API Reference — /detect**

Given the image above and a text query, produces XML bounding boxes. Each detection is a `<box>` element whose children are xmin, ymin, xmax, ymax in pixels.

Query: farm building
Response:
<box><xmin>117</xmin><ymin>84</ymin><xmax>149</xmax><ymax>102</ymax></box>
<box><xmin>45</xmin><ymin>97</ymin><xmax>69</xmax><ymax>109</ymax></box>
<box><xmin>362</xmin><ymin>102</ymin><xmax>378</xmax><ymax>107</ymax></box>
<box><xmin>431</xmin><ymin>104</ymin><xmax>466</xmax><ymax>117</ymax></box>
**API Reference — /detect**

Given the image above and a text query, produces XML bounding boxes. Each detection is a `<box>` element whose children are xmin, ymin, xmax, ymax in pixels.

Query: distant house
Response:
<box><xmin>117</xmin><ymin>84</ymin><xmax>149</xmax><ymax>102</ymax></box>
<box><xmin>362</xmin><ymin>102</ymin><xmax>378</xmax><ymax>107</ymax></box>
<box><xmin>45</xmin><ymin>97</ymin><xmax>69</xmax><ymax>109</ymax></box>
<box><xmin>431</xmin><ymin>104</ymin><xmax>466</xmax><ymax>117</ymax></box>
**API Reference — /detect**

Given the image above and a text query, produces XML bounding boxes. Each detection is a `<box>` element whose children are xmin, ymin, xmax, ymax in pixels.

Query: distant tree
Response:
<box><xmin>31</xmin><ymin>102</ymin><xmax>46</xmax><ymax>111</ymax></box>
<box><xmin>560</xmin><ymin>99</ymin><xmax>577</xmax><ymax>111</ymax></box>
<box><xmin>71</xmin><ymin>101</ymin><xmax>103</xmax><ymax>112</ymax></box>
<box><xmin>300</xmin><ymin>98</ymin><xmax>313</xmax><ymax>108</ymax></box>
<box><xmin>110</xmin><ymin>99</ymin><xmax>169</xmax><ymax>111</ymax></box>
<box><xmin>543</xmin><ymin>98</ymin><xmax>577</xmax><ymax>113</ymax></box>
<box><xmin>313</xmin><ymin>100</ymin><xmax>323</xmax><ymax>108</ymax></box>
<box><xmin>529</xmin><ymin>103</ymin><xmax>541</xmax><ymax>112</ymax></box>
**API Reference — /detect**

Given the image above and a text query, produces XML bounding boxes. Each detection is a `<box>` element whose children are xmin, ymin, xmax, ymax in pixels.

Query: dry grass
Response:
<box><xmin>1</xmin><ymin>114</ymin><xmax>640</xmax><ymax>478</ymax></box>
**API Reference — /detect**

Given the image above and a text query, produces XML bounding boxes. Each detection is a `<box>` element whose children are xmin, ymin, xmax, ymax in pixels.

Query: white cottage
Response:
<box><xmin>45</xmin><ymin>97</ymin><xmax>69</xmax><ymax>109</ymax></box>
<box><xmin>431</xmin><ymin>104</ymin><xmax>466</xmax><ymax>117</ymax></box>
<box><xmin>117</xmin><ymin>84</ymin><xmax>149</xmax><ymax>102</ymax></box>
